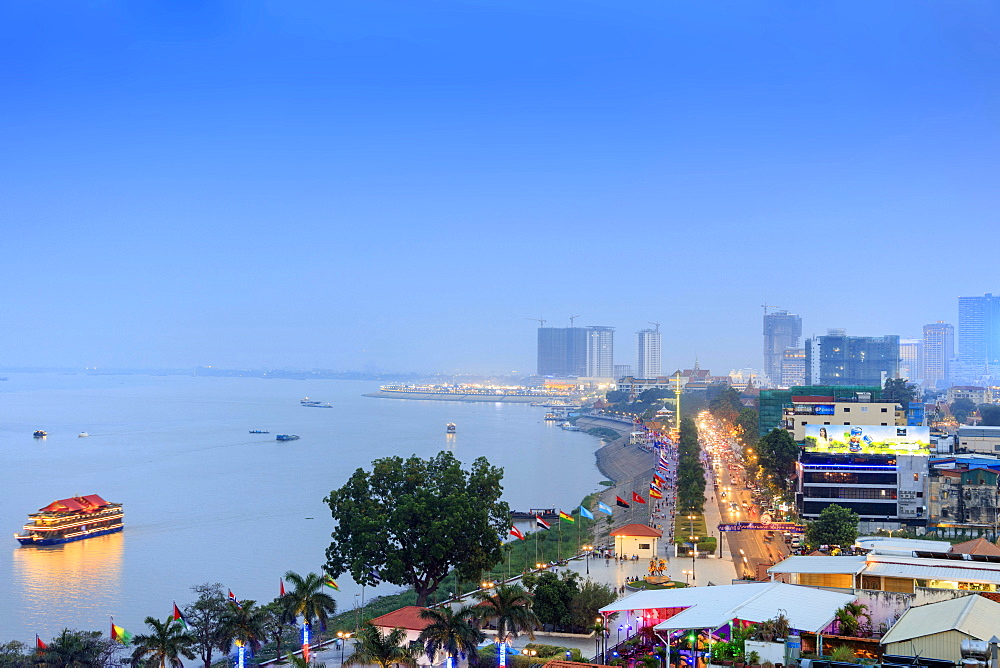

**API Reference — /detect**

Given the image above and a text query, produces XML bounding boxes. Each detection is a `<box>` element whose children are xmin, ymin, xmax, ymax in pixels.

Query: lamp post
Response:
<box><xmin>689</xmin><ymin>533</ymin><xmax>698</xmax><ymax>582</ymax></box>
<box><xmin>682</xmin><ymin>569</ymin><xmax>691</xmax><ymax>585</ymax></box>
<box><xmin>584</xmin><ymin>544</ymin><xmax>593</xmax><ymax>574</ymax></box>
<box><xmin>336</xmin><ymin>631</ymin><xmax>353</xmax><ymax>665</ymax></box>
<box><xmin>618</xmin><ymin>624</ymin><xmax>624</xmax><ymax>647</ymax></box>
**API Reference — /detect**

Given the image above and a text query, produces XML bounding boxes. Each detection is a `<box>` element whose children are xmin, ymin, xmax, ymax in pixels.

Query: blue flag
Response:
<box><xmin>579</xmin><ymin>505</ymin><xmax>594</xmax><ymax>520</ymax></box>
<box><xmin>597</xmin><ymin>501</ymin><xmax>613</xmax><ymax>515</ymax></box>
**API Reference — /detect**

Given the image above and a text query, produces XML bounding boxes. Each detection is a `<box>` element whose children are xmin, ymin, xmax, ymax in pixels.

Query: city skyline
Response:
<box><xmin>2</xmin><ymin>1</ymin><xmax>999</xmax><ymax>374</ymax></box>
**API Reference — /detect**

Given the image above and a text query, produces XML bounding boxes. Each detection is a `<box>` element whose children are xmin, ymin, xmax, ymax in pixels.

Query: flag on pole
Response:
<box><xmin>172</xmin><ymin>602</ymin><xmax>189</xmax><ymax>630</ymax></box>
<box><xmin>367</xmin><ymin>565</ymin><xmax>382</xmax><ymax>583</ymax></box>
<box><xmin>632</xmin><ymin>492</ymin><xmax>647</xmax><ymax>504</ymax></box>
<box><xmin>35</xmin><ymin>635</ymin><xmax>47</xmax><ymax>652</ymax></box>
<box><xmin>615</xmin><ymin>496</ymin><xmax>630</xmax><ymax>509</ymax></box>
<box><xmin>559</xmin><ymin>510</ymin><xmax>575</xmax><ymax>523</ymax></box>
<box><xmin>658</xmin><ymin>456</ymin><xmax>669</xmax><ymax>469</ymax></box>
<box><xmin>653</xmin><ymin>474</ymin><xmax>665</xmax><ymax>486</ymax></box>
<box><xmin>579</xmin><ymin>505</ymin><xmax>594</xmax><ymax>520</ymax></box>
<box><xmin>649</xmin><ymin>487</ymin><xmax>663</xmax><ymax>499</ymax></box>
<box><xmin>535</xmin><ymin>515</ymin><xmax>550</xmax><ymax>530</ymax></box>
<box><xmin>228</xmin><ymin>590</ymin><xmax>242</xmax><ymax>608</ymax></box>
<box><xmin>323</xmin><ymin>574</ymin><xmax>340</xmax><ymax>591</ymax></box>
<box><xmin>110</xmin><ymin>620</ymin><xmax>132</xmax><ymax>645</ymax></box>
<box><xmin>280</xmin><ymin>578</ymin><xmax>286</xmax><ymax>597</ymax></box>
<box><xmin>510</xmin><ymin>526</ymin><xmax>526</xmax><ymax>540</ymax></box>
<box><xmin>597</xmin><ymin>501</ymin><xmax>613</xmax><ymax>515</ymax></box>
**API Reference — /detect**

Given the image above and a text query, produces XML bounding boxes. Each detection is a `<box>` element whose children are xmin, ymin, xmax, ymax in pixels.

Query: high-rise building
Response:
<box><xmin>922</xmin><ymin>322</ymin><xmax>954</xmax><ymax>387</ymax></box>
<box><xmin>537</xmin><ymin>328</ymin><xmax>588</xmax><ymax>377</ymax></box>
<box><xmin>899</xmin><ymin>338</ymin><xmax>922</xmax><ymax>381</ymax></box>
<box><xmin>614</xmin><ymin>364</ymin><xmax>632</xmax><ymax>380</ymax></box>
<box><xmin>780</xmin><ymin>348</ymin><xmax>806</xmax><ymax>387</ymax></box>
<box><xmin>763</xmin><ymin>310</ymin><xmax>802</xmax><ymax>386</ymax></box>
<box><xmin>804</xmin><ymin>331</ymin><xmax>900</xmax><ymax>386</ymax></box>
<box><xmin>585</xmin><ymin>326</ymin><xmax>615</xmax><ymax>378</ymax></box>
<box><xmin>636</xmin><ymin>328</ymin><xmax>662</xmax><ymax>378</ymax></box>
<box><xmin>958</xmin><ymin>294</ymin><xmax>1000</xmax><ymax>374</ymax></box>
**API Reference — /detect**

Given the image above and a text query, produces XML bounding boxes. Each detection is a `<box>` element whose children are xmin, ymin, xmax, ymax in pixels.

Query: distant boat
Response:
<box><xmin>249</xmin><ymin>429</ymin><xmax>270</xmax><ymax>434</ymax></box>
<box><xmin>276</xmin><ymin>434</ymin><xmax>300</xmax><ymax>441</ymax></box>
<box><xmin>446</xmin><ymin>423</ymin><xmax>457</xmax><ymax>434</ymax></box>
<box><xmin>78</xmin><ymin>432</ymin><xmax>90</xmax><ymax>438</ymax></box>
<box><xmin>33</xmin><ymin>430</ymin><xmax>47</xmax><ymax>439</ymax></box>
<box><xmin>560</xmin><ymin>422</ymin><xmax>581</xmax><ymax>431</ymax></box>
<box><xmin>300</xmin><ymin>397</ymin><xmax>332</xmax><ymax>408</ymax></box>
<box><xmin>543</xmin><ymin>413</ymin><xmax>559</xmax><ymax>421</ymax></box>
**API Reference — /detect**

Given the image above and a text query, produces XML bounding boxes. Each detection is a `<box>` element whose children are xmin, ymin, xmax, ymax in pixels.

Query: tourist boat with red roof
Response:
<box><xmin>14</xmin><ymin>494</ymin><xmax>123</xmax><ymax>546</ymax></box>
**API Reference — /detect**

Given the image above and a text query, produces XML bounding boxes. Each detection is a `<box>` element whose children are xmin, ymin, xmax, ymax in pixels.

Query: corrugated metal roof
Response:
<box><xmin>865</xmin><ymin>561</ymin><xmax>1000</xmax><ymax>584</ymax></box>
<box><xmin>880</xmin><ymin>594</ymin><xmax>1000</xmax><ymax>645</ymax></box>
<box><xmin>599</xmin><ymin>583</ymin><xmax>855</xmax><ymax>634</ymax></box>
<box><xmin>856</xmin><ymin>536</ymin><xmax>954</xmax><ymax>553</ymax></box>
<box><xmin>767</xmin><ymin>555</ymin><xmax>866</xmax><ymax>575</ymax></box>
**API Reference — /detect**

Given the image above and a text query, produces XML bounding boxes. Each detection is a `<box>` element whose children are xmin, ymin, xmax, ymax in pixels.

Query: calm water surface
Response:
<box><xmin>0</xmin><ymin>374</ymin><xmax>601</xmax><ymax>643</ymax></box>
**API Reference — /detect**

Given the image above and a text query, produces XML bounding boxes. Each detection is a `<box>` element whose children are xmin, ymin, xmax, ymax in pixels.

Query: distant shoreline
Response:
<box><xmin>363</xmin><ymin>390</ymin><xmax>556</xmax><ymax>403</ymax></box>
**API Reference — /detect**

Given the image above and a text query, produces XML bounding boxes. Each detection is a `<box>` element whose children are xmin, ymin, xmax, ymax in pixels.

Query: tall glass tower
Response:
<box><xmin>958</xmin><ymin>294</ymin><xmax>1000</xmax><ymax>374</ymax></box>
<box><xmin>763</xmin><ymin>310</ymin><xmax>801</xmax><ymax>386</ymax></box>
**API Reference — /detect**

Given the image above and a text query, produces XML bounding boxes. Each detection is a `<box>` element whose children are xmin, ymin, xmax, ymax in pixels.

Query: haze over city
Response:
<box><xmin>3</xmin><ymin>1</ymin><xmax>999</xmax><ymax>374</ymax></box>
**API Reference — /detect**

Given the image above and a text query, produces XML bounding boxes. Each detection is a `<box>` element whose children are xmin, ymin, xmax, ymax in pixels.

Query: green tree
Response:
<box><xmin>568</xmin><ymin>580</ymin><xmax>617</xmax><ymax>631</ymax></box>
<box><xmin>261</xmin><ymin>600</ymin><xmax>297</xmax><ymax>664</ymax></box>
<box><xmin>36</xmin><ymin>630</ymin><xmax>113</xmax><ymax>667</ymax></box>
<box><xmin>344</xmin><ymin>623</ymin><xmax>417</xmax><ymax>668</ymax></box>
<box><xmin>325</xmin><ymin>451</ymin><xmax>510</xmax><ymax>606</ymax></box>
<box><xmin>709</xmin><ymin>386</ymin><xmax>742</xmax><ymax>425</ymax></box>
<box><xmin>184</xmin><ymin>583</ymin><xmax>229</xmax><ymax>668</ymax></box>
<box><xmin>530</xmin><ymin>571</ymin><xmax>580</xmax><ymax>631</ymax></box>
<box><xmin>805</xmin><ymin>504</ymin><xmax>860</xmax><ymax>548</ymax></box>
<box><xmin>756</xmin><ymin>429</ymin><xmax>800</xmax><ymax>489</ymax></box>
<box><xmin>282</xmin><ymin>571</ymin><xmax>338</xmax><ymax>655</ymax></box>
<box><xmin>834</xmin><ymin>602</ymin><xmax>870</xmax><ymax>637</ymax></box>
<box><xmin>882</xmin><ymin>379</ymin><xmax>918</xmax><ymax>405</ymax></box>
<box><xmin>952</xmin><ymin>397</ymin><xmax>976</xmax><ymax>417</ymax></box>
<box><xmin>221</xmin><ymin>599</ymin><xmax>268</xmax><ymax>658</ymax></box>
<box><xmin>979</xmin><ymin>405</ymin><xmax>1000</xmax><ymax>426</ymax></box>
<box><xmin>472</xmin><ymin>584</ymin><xmax>539</xmax><ymax>643</ymax></box>
<box><xmin>0</xmin><ymin>641</ymin><xmax>30</xmax><ymax>668</ymax></box>
<box><xmin>417</xmin><ymin>606</ymin><xmax>484</xmax><ymax>668</ymax></box>
<box><xmin>736</xmin><ymin>408</ymin><xmax>758</xmax><ymax>442</ymax></box>
<box><xmin>129</xmin><ymin>618</ymin><xmax>196</xmax><ymax>668</ymax></box>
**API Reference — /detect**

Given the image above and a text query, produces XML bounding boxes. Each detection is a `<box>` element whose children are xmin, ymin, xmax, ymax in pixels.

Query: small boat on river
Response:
<box><xmin>276</xmin><ymin>434</ymin><xmax>300</xmax><ymax>441</ymax></box>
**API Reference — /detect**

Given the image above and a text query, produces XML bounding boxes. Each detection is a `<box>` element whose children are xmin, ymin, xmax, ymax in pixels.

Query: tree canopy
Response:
<box><xmin>805</xmin><ymin>504</ymin><xmax>860</xmax><ymax>548</ymax></box>
<box><xmin>980</xmin><ymin>404</ymin><xmax>1000</xmax><ymax>426</ymax></box>
<box><xmin>882</xmin><ymin>379</ymin><xmax>919</xmax><ymax>405</ymax></box>
<box><xmin>324</xmin><ymin>451</ymin><xmax>509</xmax><ymax>606</ymax></box>
<box><xmin>756</xmin><ymin>429</ymin><xmax>800</xmax><ymax>489</ymax></box>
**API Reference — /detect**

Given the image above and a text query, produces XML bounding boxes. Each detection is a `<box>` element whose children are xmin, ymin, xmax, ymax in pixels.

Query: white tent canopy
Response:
<box><xmin>599</xmin><ymin>582</ymin><xmax>857</xmax><ymax>634</ymax></box>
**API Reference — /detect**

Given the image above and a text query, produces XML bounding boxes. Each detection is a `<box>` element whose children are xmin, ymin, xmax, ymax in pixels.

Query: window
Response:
<box><xmin>844</xmin><ymin>422</ymin><xmax>851</xmax><ymax>425</ymax></box>
<box><xmin>802</xmin><ymin>421</ymin><xmax>808</xmax><ymax>425</ymax></box>
<box><xmin>914</xmin><ymin>473</ymin><xmax>919</xmax><ymax>482</ymax></box>
<box><xmin>843</xmin><ymin>407</ymin><xmax>851</xmax><ymax>412</ymax></box>
<box><xmin>881</xmin><ymin>408</ymin><xmax>889</xmax><ymax>413</ymax></box>
<box><xmin>824</xmin><ymin>421</ymin><xmax>831</xmax><ymax>425</ymax></box>
<box><xmin>917</xmin><ymin>492</ymin><xmax>923</xmax><ymax>498</ymax></box>
<box><xmin>638</xmin><ymin>543</ymin><xmax>650</xmax><ymax>550</ymax></box>
<box><xmin>861</xmin><ymin>406</ymin><xmax>868</xmax><ymax>413</ymax></box>
<box><xmin>881</xmin><ymin>423</ymin><xmax>888</xmax><ymax>426</ymax></box>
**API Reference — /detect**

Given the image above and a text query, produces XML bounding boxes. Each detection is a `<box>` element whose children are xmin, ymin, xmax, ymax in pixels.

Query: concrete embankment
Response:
<box><xmin>575</xmin><ymin>416</ymin><xmax>657</xmax><ymax>543</ymax></box>
<box><xmin>363</xmin><ymin>391</ymin><xmax>555</xmax><ymax>403</ymax></box>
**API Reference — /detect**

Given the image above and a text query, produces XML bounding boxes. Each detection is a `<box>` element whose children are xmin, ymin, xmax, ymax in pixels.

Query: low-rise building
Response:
<box><xmin>880</xmin><ymin>594</ymin><xmax>1000</xmax><ymax>664</ymax></box>
<box><xmin>784</xmin><ymin>395</ymin><xmax>904</xmax><ymax>441</ymax></box>
<box><xmin>946</xmin><ymin>386</ymin><xmax>990</xmax><ymax>405</ymax></box>
<box><xmin>956</xmin><ymin>426</ymin><xmax>1000</xmax><ymax>455</ymax></box>
<box><xmin>927</xmin><ymin>456</ymin><xmax>1000</xmax><ymax>535</ymax></box>
<box><xmin>610</xmin><ymin>524</ymin><xmax>661</xmax><ymax>559</ymax></box>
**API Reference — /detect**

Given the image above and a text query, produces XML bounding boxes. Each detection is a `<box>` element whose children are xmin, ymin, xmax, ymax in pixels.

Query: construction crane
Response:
<box><xmin>526</xmin><ymin>317</ymin><xmax>547</xmax><ymax>328</ymax></box>
<box><xmin>569</xmin><ymin>315</ymin><xmax>581</xmax><ymax>327</ymax></box>
<box><xmin>648</xmin><ymin>321</ymin><xmax>661</xmax><ymax>332</ymax></box>
<box><xmin>761</xmin><ymin>304</ymin><xmax>780</xmax><ymax>315</ymax></box>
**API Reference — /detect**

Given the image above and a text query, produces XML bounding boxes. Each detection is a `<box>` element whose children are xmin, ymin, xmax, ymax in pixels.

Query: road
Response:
<box><xmin>695</xmin><ymin>415</ymin><xmax>790</xmax><ymax>580</ymax></box>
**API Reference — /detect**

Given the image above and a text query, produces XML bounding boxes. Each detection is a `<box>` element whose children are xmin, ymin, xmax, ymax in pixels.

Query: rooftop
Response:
<box><xmin>610</xmin><ymin>524</ymin><xmax>663</xmax><ymax>538</ymax></box>
<box><xmin>369</xmin><ymin>606</ymin><xmax>433</xmax><ymax>631</ymax></box>
<box><xmin>880</xmin><ymin>594</ymin><xmax>1000</xmax><ymax>645</ymax></box>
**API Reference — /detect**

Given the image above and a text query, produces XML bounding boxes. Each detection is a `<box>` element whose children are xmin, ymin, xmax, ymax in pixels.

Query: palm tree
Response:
<box><xmin>834</xmin><ymin>602</ymin><xmax>870</xmax><ymax>637</ymax></box>
<box><xmin>130</xmin><ymin>617</ymin><xmax>196</xmax><ymax>668</ymax></box>
<box><xmin>221</xmin><ymin>599</ymin><xmax>269</xmax><ymax>659</ymax></box>
<box><xmin>262</xmin><ymin>599</ymin><xmax>298</xmax><ymax>663</ymax></box>
<box><xmin>282</xmin><ymin>571</ymin><xmax>338</xmax><ymax>656</ymax></box>
<box><xmin>344</xmin><ymin>622</ymin><xmax>418</xmax><ymax>668</ymax></box>
<box><xmin>417</xmin><ymin>606</ymin><xmax>484</xmax><ymax>668</ymax></box>
<box><xmin>472</xmin><ymin>584</ymin><xmax>539</xmax><ymax>644</ymax></box>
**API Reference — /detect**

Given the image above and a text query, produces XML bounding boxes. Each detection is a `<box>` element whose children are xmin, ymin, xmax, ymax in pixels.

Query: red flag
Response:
<box><xmin>36</xmin><ymin>635</ymin><xmax>47</xmax><ymax>652</ymax></box>
<box><xmin>632</xmin><ymin>491</ymin><xmax>647</xmax><ymax>504</ymax></box>
<box><xmin>509</xmin><ymin>526</ymin><xmax>526</xmax><ymax>540</ymax></box>
<box><xmin>649</xmin><ymin>487</ymin><xmax>663</xmax><ymax>499</ymax></box>
<box><xmin>615</xmin><ymin>496</ymin><xmax>630</xmax><ymax>509</ymax></box>
<box><xmin>280</xmin><ymin>578</ymin><xmax>286</xmax><ymax>597</ymax></box>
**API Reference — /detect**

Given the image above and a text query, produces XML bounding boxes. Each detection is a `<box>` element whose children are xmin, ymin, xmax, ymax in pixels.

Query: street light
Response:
<box><xmin>682</xmin><ymin>569</ymin><xmax>691</xmax><ymax>585</ymax></box>
<box><xmin>689</xmin><ymin>534</ymin><xmax>698</xmax><ymax>582</ymax></box>
<box><xmin>336</xmin><ymin>631</ymin><xmax>353</xmax><ymax>664</ymax></box>
<box><xmin>583</xmin><ymin>544</ymin><xmax>593</xmax><ymax>574</ymax></box>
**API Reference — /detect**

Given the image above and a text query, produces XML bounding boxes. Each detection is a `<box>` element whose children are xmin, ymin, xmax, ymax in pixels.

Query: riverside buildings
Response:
<box><xmin>763</xmin><ymin>310</ymin><xmax>801</xmax><ymax>387</ymax></box>
<box><xmin>958</xmin><ymin>293</ymin><xmax>1000</xmax><ymax>378</ymax></box>
<box><xmin>804</xmin><ymin>331</ymin><xmax>900</xmax><ymax>386</ymax></box>
<box><xmin>536</xmin><ymin>325</ymin><xmax>615</xmax><ymax>379</ymax></box>
<box><xmin>636</xmin><ymin>327</ymin><xmax>661</xmax><ymax>379</ymax></box>
<box><xmin>923</xmin><ymin>321</ymin><xmax>954</xmax><ymax>387</ymax></box>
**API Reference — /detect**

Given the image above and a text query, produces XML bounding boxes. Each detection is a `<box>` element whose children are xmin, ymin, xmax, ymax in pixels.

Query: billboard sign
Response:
<box><xmin>717</xmin><ymin>522</ymin><xmax>806</xmax><ymax>533</ymax></box>
<box><xmin>814</xmin><ymin>405</ymin><xmax>835</xmax><ymax>415</ymax></box>
<box><xmin>803</xmin><ymin>424</ymin><xmax>930</xmax><ymax>455</ymax></box>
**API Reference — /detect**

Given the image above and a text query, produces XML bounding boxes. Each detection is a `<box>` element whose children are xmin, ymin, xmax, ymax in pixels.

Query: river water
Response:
<box><xmin>0</xmin><ymin>374</ymin><xmax>601</xmax><ymax>644</ymax></box>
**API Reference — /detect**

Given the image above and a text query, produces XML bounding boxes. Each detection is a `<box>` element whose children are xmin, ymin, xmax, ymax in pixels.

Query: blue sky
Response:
<box><xmin>2</xmin><ymin>1</ymin><xmax>998</xmax><ymax>374</ymax></box>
